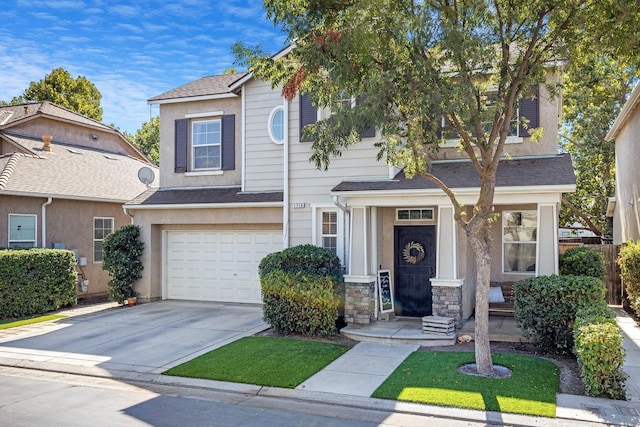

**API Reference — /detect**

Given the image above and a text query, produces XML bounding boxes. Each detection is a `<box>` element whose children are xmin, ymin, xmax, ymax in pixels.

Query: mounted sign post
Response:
<box><xmin>377</xmin><ymin>269</ymin><xmax>394</xmax><ymax>314</ymax></box>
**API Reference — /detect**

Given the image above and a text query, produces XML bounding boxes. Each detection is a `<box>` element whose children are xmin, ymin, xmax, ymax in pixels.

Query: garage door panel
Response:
<box><xmin>166</xmin><ymin>230</ymin><xmax>281</xmax><ymax>303</ymax></box>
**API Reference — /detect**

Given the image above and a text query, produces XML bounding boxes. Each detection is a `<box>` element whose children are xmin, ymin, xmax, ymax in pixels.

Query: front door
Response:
<box><xmin>394</xmin><ymin>226</ymin><xmax>436</xmax><ymax>317</ymax></box>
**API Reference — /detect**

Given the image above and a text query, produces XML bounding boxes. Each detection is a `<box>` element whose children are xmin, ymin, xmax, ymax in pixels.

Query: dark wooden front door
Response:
<box><xmin>394</xmin><ymin>226</ymin><xmax>436</xmax><ymax>317</ymax></box>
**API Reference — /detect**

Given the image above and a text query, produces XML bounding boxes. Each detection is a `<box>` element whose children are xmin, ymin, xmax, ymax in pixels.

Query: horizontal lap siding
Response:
<box><xmin>244</xmin><ymin>79</ymin><xmax>284</xmax><ymax>192</ymax></box>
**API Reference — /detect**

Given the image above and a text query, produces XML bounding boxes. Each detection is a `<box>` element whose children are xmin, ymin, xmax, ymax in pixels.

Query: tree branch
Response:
<box><xmin>561</xmin><ymin>196</ymin><xmax>603</xmax><ymax>236</ymax></box>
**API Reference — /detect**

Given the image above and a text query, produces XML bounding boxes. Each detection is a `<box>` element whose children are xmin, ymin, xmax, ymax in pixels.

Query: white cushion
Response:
<box><xmin>489</xmin><ymin>286</ymin><xmax>505</xmax><ymax>303</ymax></box>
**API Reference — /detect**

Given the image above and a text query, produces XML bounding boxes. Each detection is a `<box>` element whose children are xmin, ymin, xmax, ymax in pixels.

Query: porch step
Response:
<box><xmin>422</xmin><ymin>315</ymin><xmax>456</xmax><ymax>335</ymax></box>
<box><xmin>341</xmin><ymin>320</ymin><xmax>456</xmax><ymax>347</ymax></box>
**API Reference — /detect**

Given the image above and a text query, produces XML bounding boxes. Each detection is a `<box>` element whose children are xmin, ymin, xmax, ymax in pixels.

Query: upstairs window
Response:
<box><xmin>8</xmin><ymin>214</ymin><xmax>36</xmax><ymax>248</ymax></box>
<box><xmin>268</xmin><ymin>106</ymin><xmax>285</xmax><ymax>144</ymax></box>
<box><xmin>192</xmin><ymin>119</ymin><xmax>221</xmax><ymax>170</ymax></box>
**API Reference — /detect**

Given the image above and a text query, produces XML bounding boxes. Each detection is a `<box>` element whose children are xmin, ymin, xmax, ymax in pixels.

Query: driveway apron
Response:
<box><xmin>0</xmin><ymin>301</ymin><xmax>267</xmax><ymax>375</ymax></box>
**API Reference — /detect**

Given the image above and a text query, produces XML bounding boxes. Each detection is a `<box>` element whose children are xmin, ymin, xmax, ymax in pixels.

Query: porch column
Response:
<box><xmin>537</xmin><ymin>203</ymin><xmax>558</xmax><ymax>275</ymax></box>
<box><xmin>431</xmin><ymin>205</ymin><xmax>464</xmax><ymax>327</ymax></box>
<box><xmin>344</xmin><ymin>206</ymin><xmax>377</xmax><ymax>324</ymax></box>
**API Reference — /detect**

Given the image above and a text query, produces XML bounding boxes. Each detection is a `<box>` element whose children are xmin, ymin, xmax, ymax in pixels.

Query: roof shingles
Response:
<box><xmin>127</xmin><ymin>187</ymin><xmax>283</xmax><ymax>206</ymax></box>
<box><xmin>148</xmin><ymin>73</ymin><xmax>247</xmax><ymax>102</ymax></box>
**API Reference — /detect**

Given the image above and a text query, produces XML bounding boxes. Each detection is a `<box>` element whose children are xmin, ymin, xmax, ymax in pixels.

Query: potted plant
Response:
<box><xmin>102</xmin><ymin>224</ymin><xmax>144</xmax><ymax>305</ymax></box>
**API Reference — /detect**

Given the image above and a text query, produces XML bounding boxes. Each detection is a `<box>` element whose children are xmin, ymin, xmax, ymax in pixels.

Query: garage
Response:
<box><xmin>164</xmin><ymin>230</ymin><xmax>282</xmax><ymax>303</ymax></box>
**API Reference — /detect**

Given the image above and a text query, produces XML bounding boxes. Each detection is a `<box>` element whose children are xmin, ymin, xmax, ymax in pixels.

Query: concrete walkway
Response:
<box><xmin>3</xmin><ymin>302</ymin><xmax>640</xmax><ymax>425</ymax></box>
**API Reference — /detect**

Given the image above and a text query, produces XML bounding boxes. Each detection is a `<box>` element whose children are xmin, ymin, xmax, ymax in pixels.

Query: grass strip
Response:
<box><xmin>372</xmin><ymin>351</ymin><xmax>559</xmax><ymax>417</ymax></box>
<box><xmin>0</xmin><ymin>314</ymin><xmax>67</xmax><ymax>330</ymax></box>
<box><xmin>163</xmin><ymin>336</ymin><xmax>349</xmax><ymax>388</ymax></box>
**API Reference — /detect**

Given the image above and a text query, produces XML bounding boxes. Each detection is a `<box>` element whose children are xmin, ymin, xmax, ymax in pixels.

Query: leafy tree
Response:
<box><xmin>235</xmin><ymin>1</ymin><xmax>635</xmax><ymax>375</ymax></box>
<box><xmin>9</xmin><ymin>67</ymin><xmax>103</xmax><ymax>121</ymax></box>
<box><xmin>132</xmin><ymin>116</ymin><xmax>160</xmax><ymax>165</ymax></box>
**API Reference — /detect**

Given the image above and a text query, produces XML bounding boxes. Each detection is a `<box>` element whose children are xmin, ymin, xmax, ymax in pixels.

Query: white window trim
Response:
<box><xmin>268</xmin><ymin>106</ymin><xmax>285</xmax><ymax>145</ymax></box>
<box><xmin>185</xmin><ymin>110</ymin><xmax>224</xmax><ymax>119</ymax></box>
<box><xmin>8</xmin><ymin>213</ymin><xmax>37</xmax><ymax>248</ymax></box>
<box><xmin>502</xmin><ymin>210</ymin><xmax>537</xmax><ymax>275</ymax></box>
<box><xmin>311</xmin><ymin>206</ymin><xmax>345</xmax><ymax>263</ymax></box>
<box><xmin>93</xmin><ymin>217</ymin><xmax>114</xmax><ymax>264</ymax></box>
<box><xmin>191</xmin><ymin>118</ymin><xmax>222</xmax><ymax>171</ymax></box>
<box><xmin>395</xmin><ymin>208</ymin><xmax>435</xmax><ymax>222</ymax></box>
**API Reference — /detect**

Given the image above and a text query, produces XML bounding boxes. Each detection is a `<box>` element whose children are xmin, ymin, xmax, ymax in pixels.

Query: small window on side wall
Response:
<box><xmin>268</xmin><ymin>106</ymin><xmax>285</xmax><ymax>144</ymax></box>
<box><xmin>502</xmin><ymin>211</ymin><xmax>537</xmax><ymax>273</ymax></box>
<box><xmin>94</xmin><ymin>217</ymin><xmax>114</xmax><ymax>263</ymax></box>
<box><xmin>8</xmin><ymin>214</ymin><xmax>37</xmax><ymax>248</ymax></box>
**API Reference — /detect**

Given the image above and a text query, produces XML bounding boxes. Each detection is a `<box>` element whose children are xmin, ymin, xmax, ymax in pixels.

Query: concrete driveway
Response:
<box><xmin>0</xmin><ymin>301</ymin><xmax>267</xmax><ymax>377</ymax></box>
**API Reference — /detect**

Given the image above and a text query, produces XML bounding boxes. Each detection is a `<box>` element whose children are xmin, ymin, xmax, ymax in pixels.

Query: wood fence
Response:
<box><xmin>558</xmin><ymin>243</ymin><xmax>623</xmax><ymax>305</ymax></box>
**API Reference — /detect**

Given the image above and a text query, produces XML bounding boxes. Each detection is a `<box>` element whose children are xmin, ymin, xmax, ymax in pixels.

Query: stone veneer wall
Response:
<box><xmin>432</xmin><ymin>284</ymin><xmax>463</xmax><ymax>328</ymax></box>
<box><xmin>344</xmin><ymin>280</ymin><xmax>376</xmax><ymax>324</ymax></box>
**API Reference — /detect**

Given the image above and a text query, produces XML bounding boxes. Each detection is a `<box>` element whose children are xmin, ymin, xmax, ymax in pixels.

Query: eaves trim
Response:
<box><xmin>331</xmin><ymin>184</ymin><xmax>576</xmax><ymax>198</ymax></box>
<box><xmin>148</xmin><ymin>93</ymin><xmax>238</xmax><ymax>105</ymax></box>
<box><xmin>0</xmin><ymin>190</ymin><xmax>129</xmax><ymax>204</ymax></box>
<box><xmin>125</xmin><ymin>201</ymin><xmax>284</xmax><ymax>210</ymax></box>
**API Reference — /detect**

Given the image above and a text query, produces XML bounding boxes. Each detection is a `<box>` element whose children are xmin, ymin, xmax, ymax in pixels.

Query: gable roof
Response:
<box><xmin>606</xmin><ymin>81</ymin><xmax>640</xmax><ymax>141</ymax></box>
<box><xmin>0</xmin><ymin>101</ymin><xmax>115</xmax><ymax>132</ymax></box>
<box><xmin>331</xmin><ymin>153</ymin><xmax>575</xmax><ymax>194</ymax></box>
<box><xmin>0</xmin><ymin>137</ymin><xmax>157</xmax><ymax>202</ymax></box>
<box><xmin>148</xmin><ymin>73</ymin><xmax>247</xmax><ymax>104</ymax></box>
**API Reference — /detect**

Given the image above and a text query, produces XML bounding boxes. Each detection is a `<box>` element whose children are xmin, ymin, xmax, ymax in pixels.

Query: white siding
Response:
<box><xmin>244</xmin><ymin>79</ymin><xmax>285</xmax><ymax>192</ymax></box>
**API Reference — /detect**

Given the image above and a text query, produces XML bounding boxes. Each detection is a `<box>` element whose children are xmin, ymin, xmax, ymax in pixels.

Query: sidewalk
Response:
<box><xmin>2</xmin><ymin>302</ymin><xmax>640</xmax><ymax>426</ymax></box>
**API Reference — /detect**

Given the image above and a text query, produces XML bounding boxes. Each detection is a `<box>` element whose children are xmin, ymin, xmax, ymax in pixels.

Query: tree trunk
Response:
<box><xmin>466</xmin><ymin>216</ymin><xmax>494</xmax><ymax>375</ymax></box>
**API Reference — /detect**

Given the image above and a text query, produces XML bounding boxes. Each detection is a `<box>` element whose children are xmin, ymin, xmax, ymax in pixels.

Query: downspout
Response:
<box><xmin>123</xmin><ymin>206</ymin><xmax>134</xmax><ymax>224</ymax></box>
<box><xmin>41</xmin><ymin>197</ymin><xmax>52</xmax><ymax>247</ymax></box>
<box><xmin>333</xmin><ymin>196</ymin><xmax>351</xmax><ymax>274</ymax></box>
<box><xmin>283</xmin><ymin>97</ymin><xmax>290</xmax><ymax>248</ymax></box>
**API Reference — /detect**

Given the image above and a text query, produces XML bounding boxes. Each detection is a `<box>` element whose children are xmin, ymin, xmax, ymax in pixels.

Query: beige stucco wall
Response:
<box><xmin>130</xmin><ymin>206</ymin><xmax>282</xmax><ymax>301</ymax></box>
<box><xmin>613</xmin><ymin>104</ymin><xmax>640</xmax><ymax>244</ymax></box>
<box><xmin>158</xmin><ymin>97</ymin><xmax>242</xmax><ymax>188</ymax></box>
<box><xmin>0</xmin><ymin>195</ymin><xmax>133</xmax><ymax>298</ymax></box>
<box><xmin>8</xmin><ymin>117</ymin><xmax>143</xmax><ymax>159</ymax></box>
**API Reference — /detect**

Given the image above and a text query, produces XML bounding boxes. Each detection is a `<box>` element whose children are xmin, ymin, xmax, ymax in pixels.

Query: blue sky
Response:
<box><xmin>0</xmin><ymin>0</ymin><xmax>287</xmax><ymax>134</ymax></box>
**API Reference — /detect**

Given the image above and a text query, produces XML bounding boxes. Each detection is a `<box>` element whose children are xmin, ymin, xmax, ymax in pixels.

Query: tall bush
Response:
<box><xmin>560</xmin><ymin>246</ymin><xmax>606</xmax><ymax>279</ymax></box>
<box><xmin>0</xmin><ymin>249</ymin><xmax>76</xmax><ymax>318</ymax></box>
<box><xmin>102</xmin><ymin>224</ymin><xmax>143</xmax><ymax>304</ymax></box>
<box><xmin>514</xmin><ymin>275</ymin><xmax>606</xmax><ymax>354</ymax></box>
<box><xmin>618</xmin><ymin>240</ymin><xmax>640</xmax><ymax>316</ymax></box>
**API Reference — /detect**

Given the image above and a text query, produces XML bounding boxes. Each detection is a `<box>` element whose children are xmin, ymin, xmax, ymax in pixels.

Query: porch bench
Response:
<box><xmin>488</xmin><ymin>282</ymin><xmax>515</xmax><ymax>316</ymax></box>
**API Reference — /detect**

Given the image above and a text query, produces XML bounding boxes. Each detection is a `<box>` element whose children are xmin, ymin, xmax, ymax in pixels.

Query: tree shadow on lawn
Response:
<box><xmin>372</xmin><ymin>351</ymin><xmax>559</xmax><ymax>418</ymax></box>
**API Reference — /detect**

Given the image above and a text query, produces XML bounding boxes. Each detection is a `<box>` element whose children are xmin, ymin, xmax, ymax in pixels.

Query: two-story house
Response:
<box><xmin>127</xmin><ymin>68</ymin><xmax>575</xmax><ymax>326</ymax></box>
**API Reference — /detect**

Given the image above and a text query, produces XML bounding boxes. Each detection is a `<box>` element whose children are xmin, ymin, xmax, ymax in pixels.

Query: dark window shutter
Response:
<box><xmin>174</xmin><ymin>118</ymin><xmax>188</xmax><ymax>173</ymax></box>
<box><xmin>519</xmin><ymin>86</ymin><xmax>539</xmax><ymax>137</ymax></box>
<box><xmin>299</xmin><ymin>92</ymin><xmax>317</xmax><ymax>142</ymax></box>
<box><xmin>221</xmin><ymin>114</ymin><xmax>235</xmax><ymax>170</ymax></box>
<box><xmin>356</xmin><ymin>95</ymin><xmax>375</xmax><ymax>138</ymax></box>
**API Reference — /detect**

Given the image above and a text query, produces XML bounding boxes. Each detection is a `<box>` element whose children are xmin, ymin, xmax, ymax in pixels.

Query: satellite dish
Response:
<box><xmin>137</xmin><ymin>167</ymin><xmax>155</xmax><ymax>186</ymax></box>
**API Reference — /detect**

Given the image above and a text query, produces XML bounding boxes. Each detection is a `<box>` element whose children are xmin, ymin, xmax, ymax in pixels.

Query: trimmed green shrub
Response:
<box><xmin>574</xmin><ymin>307</ymin><xmax>627</xmax><ymax>399</ymax></box>
<box><xmin>102</xmin><ymin>224</ymin><xmax>143</xmax><ymax>304</ymax></box>
<box><xmin>560</xmin><ymin>246</ymin><xmax>606</xmax><ymax>279</ymax></box>
<box><xmin>0</xmin><ymin>249</ymin><xmax>76</xmax><ymax>319</ymax></box>
<box><xmin>618</xmin><ymin>240</ymin><xmax>640</xmax><ymax>316</ymax></box>
<box><xmin>261</xmin><ymin>270</ymin><xmax>338</xmax><ymax>336</ymax></box>
<box><xmin>514</xmin><ymin>275</ymin><xmax>606</xmax><ymax>354</ymax></box>
<box><xmin>259</xmin><ymin>244</ymin><xmax>345</xmax><ymax>315</ymax></box>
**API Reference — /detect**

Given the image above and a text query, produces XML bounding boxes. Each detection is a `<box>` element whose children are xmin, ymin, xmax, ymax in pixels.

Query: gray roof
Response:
<box><xmin>332</xmin><ymin>154</ymin><xmax>575</xmax><ymax>193</ymax></box>
<box><xmin>0</xmin><ymin>138</ymin><xmax>157</xmax><ymax>202</ymax></box>
<box><xmin>148</xmin><ymin>73</ymin><xmax>247</xmax><ymax>102</ymax></box>
<box><xmin>127</xmin><ymin>187</ymin><xmax>283</xmax><ymax>207</ymax></box>
<box><xmin>0</xmin><ymin>101</ymin><xmax>115</xmax><ymax>132</ymax></box>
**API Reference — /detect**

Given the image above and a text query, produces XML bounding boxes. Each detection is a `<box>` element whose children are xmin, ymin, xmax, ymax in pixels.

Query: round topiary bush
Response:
<box><xmin>259</xmin><ymin>244</ymin><xmax>343</xmax><ymax>280</ymax></box>
<box><xmin>559</xmin><ymin>246</ymin><xmax>605</xmax><ymax>279</ymax></box>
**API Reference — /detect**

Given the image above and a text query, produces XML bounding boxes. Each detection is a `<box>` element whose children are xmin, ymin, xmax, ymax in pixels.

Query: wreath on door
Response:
<box><xmin>403</xmin><ymin>241</ymin><xmax>425</xmax><ymax>264</ymax></box>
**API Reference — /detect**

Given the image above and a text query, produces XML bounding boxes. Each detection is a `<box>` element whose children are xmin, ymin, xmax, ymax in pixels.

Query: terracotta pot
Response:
<box><xmin>127</xmin><ymin>297</ymin><xmax>137</xmax><ymax>306</ymax></box>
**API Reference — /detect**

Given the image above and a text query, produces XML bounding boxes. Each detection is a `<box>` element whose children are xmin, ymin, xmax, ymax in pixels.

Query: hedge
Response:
<box><xmin>0</xmin><ymin>249</ymin><xmax>77</xmax><ymax>319</ymax></box>
<box><xmin>261</xmin><ymin>270</ymin><xmax>338</xmax><ymax>336</ymax></box>
<box><xmin>102</xmin><ymin>224</ymin><xmax>143</xmax><ymax>304</ymax></box>
<box><xmin>574</xmin><ymin>306</ymin><xmax>627</xmax><ymax>399</ymax></box>
<box><xmin>559</xmin><ymin>246</ymin><xmax>606</xmax><ymax>279</ymax></box>
<box><xmin>514</xmin><ymin>275</ymin><xmax>605</xmax><ymax>354</ymax></box>
<box><xmin>618</xmin><ymin>240</ymin><xmax>640</xmax><ymax>316</ymax></box>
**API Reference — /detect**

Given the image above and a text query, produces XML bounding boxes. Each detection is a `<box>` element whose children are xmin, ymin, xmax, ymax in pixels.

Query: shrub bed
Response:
<box><xmin>514</xmin><ymin>275</ymin><xmax>605</xmax><ymax>354</ymax></box>
<box><xmin>574</xmin><ymin>306</ymin><xmax>627</xmax><ymax>399</ymax></box>
<box><xmin>261</xmin><ymin>270</ymin><xmax>339</xmax><ymax>336</ymax></box>
<box><xmin>0</xmin><ymin>249</ymin><xmax>76</xmax><ymax>319</ymax></box>
<box><xmin>559</xmin><ymin>246</ymin><xmax>606</xmax><ymax>279</ymax></box>
<box><xmin>618</xmin><ymin>240</ymin><xmax>640</xmax><ymax>316</ymax></box>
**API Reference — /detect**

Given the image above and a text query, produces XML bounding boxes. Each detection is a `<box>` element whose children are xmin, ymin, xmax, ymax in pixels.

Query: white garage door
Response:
<box><xmin>165</xmin><ymin>230</ymin><xmax>282</xmax><ymax>303</ymax></box>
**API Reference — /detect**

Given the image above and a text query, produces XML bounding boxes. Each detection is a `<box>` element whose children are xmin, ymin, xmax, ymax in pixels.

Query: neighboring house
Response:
<box><xmin>606</xmin><ymin>81</ymin><xmax>640</xmax><ymax>245</ymax></box>
<box><xmin>0</xmin><ymin>101</ymin><xmax>157</xmax><ymax>299</ymax></box>
<box><xmin>127</xmin><ymin>66</ymin><xmax>574</xmax><ymax>326</ymax></box>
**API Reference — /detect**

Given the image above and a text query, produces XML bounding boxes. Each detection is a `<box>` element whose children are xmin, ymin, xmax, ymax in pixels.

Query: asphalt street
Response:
<box><xmin>0</xmin><ymin>366</ymin><xmax>503</xmax><ymax>427</ymax></box>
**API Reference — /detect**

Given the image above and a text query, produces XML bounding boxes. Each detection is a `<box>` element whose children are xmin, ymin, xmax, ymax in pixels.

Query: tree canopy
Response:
<box><xmin>235</xmin><ymin>0</ymin><xmax>638</xmax><ymax>375</ymax></box>
<box><xmin>7</xmin><ymin>67</ymin><xmax>103</xmax><ymax>121</ymax></box>
<box><xmin>131</xmin><ymin>116</ymin><xmax>160</xmax><ymax>166</ymax></box>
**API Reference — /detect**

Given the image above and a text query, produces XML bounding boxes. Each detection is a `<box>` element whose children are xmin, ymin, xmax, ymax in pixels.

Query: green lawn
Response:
<box><xmin>0</xmin><ymin>314</ymin><xmax>67</xmax><ymax>330</ymax></box>
<box><xmin>163</xmin><ymin>336</ymin><xmax>350</xmax><ymax>388</ymax></box>
<box><xmin>372</xmin><ymin>351</ymin><xmax>559</xmax><ymax>417</ymax></box>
